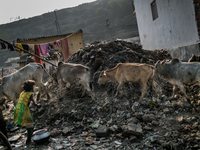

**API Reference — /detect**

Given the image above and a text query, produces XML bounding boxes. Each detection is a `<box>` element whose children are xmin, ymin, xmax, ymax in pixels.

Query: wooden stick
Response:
<box><xmin>0</xmin><ymin>38</ymin><xmax>58</xmax><ymax>68</ymax></box>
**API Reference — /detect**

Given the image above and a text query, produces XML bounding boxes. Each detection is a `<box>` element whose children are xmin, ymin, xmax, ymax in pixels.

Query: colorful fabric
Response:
<box><xmin>39</xmin><ymin>43</ymin><xmax>49</xmax><ymax>55</ymax></box>
<box><xmin>34</xmin><ymin>44</ymin><xmax>43</xmax><ymax>65</ymax></box>
<box><xmin>22</xmin><ymin>44</ymin><xmax>29</xmax><ymax>53</ymax></box>
<box><xmin>13</xmin><ymin>91</ymin><xmax>34</xmax><ymax>127</ymax></box>
<box><xmin>28</xmin><ymin>44</ymin><xmax>34</xmax><ymax>54</ymax></box>
<box><xmin>60</xmin><ymin>37</ymin><xmax>70</xmax><ymax>62</ymax></box>
<box><xmin>49</xmin><ymin>43</ymin><xmax>54</xmax><ymax>49</ymax></box>
<box><xmin>15</xmin><ymin>43</ymin><xmax>23</xmax><ymax>51</ymax></box>
<box><xmin>47</xmin><ymin>43</ymin><xmax>51</xmax><ymax>51</ymax></box>
<box><xmin>54</xmin><ymin>40</ymin><xmax>61</xmax><ymax>47</ymax></box>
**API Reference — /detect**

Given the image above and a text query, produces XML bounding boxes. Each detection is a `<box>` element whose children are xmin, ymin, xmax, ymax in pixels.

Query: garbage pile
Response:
<box><xmin>2</xmin><ymin>40</ymin><xmax>200</xmax><ymax>150</ymax></box>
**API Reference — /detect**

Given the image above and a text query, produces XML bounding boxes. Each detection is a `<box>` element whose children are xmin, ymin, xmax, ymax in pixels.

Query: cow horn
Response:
<box><xmin>155</xmin><ymin>60</ymin><xmax>160</xmax><ymax>68</ymax></box>
<box><xmin>161</xmin><ymin>59</ymin><xmax>166</xmax><ymax>64</ymax></box>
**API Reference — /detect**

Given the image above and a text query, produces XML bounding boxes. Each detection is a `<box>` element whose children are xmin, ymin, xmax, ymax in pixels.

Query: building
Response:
<box><xmin>17</xmin><ymin>29</ymin><xmax>85</xmax><ymax>71</ymax></box>
<box><xmin>134</xmin><ymin>0</ymin><xmax>200</xmax><ymax>61</ymax></box>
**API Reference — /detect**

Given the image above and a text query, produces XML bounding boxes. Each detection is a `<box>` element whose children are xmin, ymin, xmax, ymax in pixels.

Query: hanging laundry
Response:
<box><xmin>22</xmin><ymin>44</ymin><xmax>29</xmax><ymax>53</ymax></box>
<box><xmin>0</xmin><ymin>42</ymin><xmax>6</xmax><ymax>49</ymax></box>
<box><xmin>8</xmin><ymin>44</ymin><xmax>15</xmax><ymax>51</ymax></box>
<box><xmin>49</xmin><ymin>43</ymin><xmax>54</xmax><ymax>49</ymax></box>
<box><xmin>38</xmin><ymin>43</ymin><xmax>49</xmax><ymax>55</ymax></box>
<box><xmin>60</xmin><ymin>37</ymin><xmax>70</xmax><ymax>62</ymax></box>
<box><xmin>34</xmin><ymin>44</ymin><xmax>43</xmax><ymax>65</ymax></box>
<box><xmin>47</xmin><ymin>43</ymin><xmax>51</xmax><ymax>52</ymax></box>
<box><xmin>8</xmin><ymin>42</ymin><xmax>16</xmax><ymax>51</ymax></box>
<box><xmin>54</xmin><ymin>40</ymin><xmax>61</xmax><ymax>47</ymax></box>
<box><xmin>15</xmin><ymin>43</ymin><xmax>23</xmax><ymax>51</ymax></box>
<box><xmin>28</xmin><ymin>44</ymin><xmax>34</xmax><ymax>54</ymax></box>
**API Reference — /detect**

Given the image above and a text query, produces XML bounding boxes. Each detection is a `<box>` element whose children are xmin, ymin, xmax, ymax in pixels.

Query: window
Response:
<box><xmin>151</xmin><ymin>0</ymin><xmax>158</xmax><ymax>21</ymax></box>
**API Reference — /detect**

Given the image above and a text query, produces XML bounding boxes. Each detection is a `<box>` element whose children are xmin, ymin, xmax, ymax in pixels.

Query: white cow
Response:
<box><xmin>53</xmin><ymin>62</ymin><xmax>95</xmax><ymax>100</ymax></box>
<box><xmin>0</xmin><ymin>63</ymin><xmax>50</xmax><ymax>106</ymax></box>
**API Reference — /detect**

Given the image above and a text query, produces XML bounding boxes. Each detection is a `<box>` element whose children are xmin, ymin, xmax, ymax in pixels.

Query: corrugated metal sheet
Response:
<box><xmin>17</xmin><ymin>29</ymin><xmax>83</xmax><ymax>42</ymax></box>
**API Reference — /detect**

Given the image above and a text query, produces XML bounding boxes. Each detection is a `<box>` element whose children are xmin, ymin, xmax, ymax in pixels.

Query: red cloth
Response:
<box><xmin>34</xmin><ymin>44</ymin><xmax>43</xmax><ymax>65</ymax></box>
<box><xmin>60</xmin><ymin>38</ymin><xmax>70</xmax><ymax>62</ymax></box>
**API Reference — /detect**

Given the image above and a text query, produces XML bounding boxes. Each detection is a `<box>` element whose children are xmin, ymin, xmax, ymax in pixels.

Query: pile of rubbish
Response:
<box><xmin>2</xmin><ymin>40</ymin><xmax>200</xmax><ymax>150</ymax></box>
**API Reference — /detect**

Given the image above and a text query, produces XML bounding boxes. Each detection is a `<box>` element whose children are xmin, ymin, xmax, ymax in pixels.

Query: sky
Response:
<box><xmin>0</xmin><ymin>0</ymin><xmax>96</xmax><ymax>25</ymax></box>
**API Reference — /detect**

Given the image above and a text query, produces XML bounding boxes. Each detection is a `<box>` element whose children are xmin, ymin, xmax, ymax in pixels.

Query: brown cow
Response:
<box><xmin>98</xmin><ymin>63</ymin><xmax>160</xmax><ymax>103</ymax></box>
<box><xmin>55</xmin><ymin>62</ymin><xmax>95</xmax><ymax>100</ymax></box>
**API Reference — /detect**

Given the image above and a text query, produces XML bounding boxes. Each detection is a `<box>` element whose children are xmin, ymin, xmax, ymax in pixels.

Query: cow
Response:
<box><xmin>54</xmin><ymin>62</ymin><xmax>95</xmax><ymax>100</ymax></box>
<box><xmin>0</xmin><ymin>63</ymin><xmax>50</xmax><ymax>106</ymax></box>
<box><xmin>97</xmin><ymin>63</ymin><xmax>160</xmax><ymax>103</ymax></box>
<box><xmin>155</xmin><ymin>57</ymin><xmax>200</xmax><ymax>103</ymax></box>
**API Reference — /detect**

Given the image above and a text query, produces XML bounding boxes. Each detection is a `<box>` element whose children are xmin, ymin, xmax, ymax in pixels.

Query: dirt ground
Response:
<box><xmin>1</xmin><ymin>40</ymin><xmax>200</xmax><ymax>150</ymax></box>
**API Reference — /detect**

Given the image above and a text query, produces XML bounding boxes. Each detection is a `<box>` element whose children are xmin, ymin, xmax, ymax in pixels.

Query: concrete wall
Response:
<box><xmin>167</xmin><ymin>43</ymin><xmax>200</xmax><ymax>61</ymax></box>
<box><xmin>134</xmin><ymin>0</ymin><xmax>199</xmax><ymax>50</ymax></box>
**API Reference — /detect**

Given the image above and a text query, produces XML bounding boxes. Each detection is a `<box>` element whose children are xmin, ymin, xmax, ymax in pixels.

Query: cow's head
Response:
<box><xmin>98</xmin><ymin>71</ymin><xmax>108</xmax><ymax>85</ymax></box>
<box><xmin>154</xmin><ymin>59</ymin><xmax>166</xmax><ymax>76</ymax></box>
<box><xmin>155</xmin><ymin>60</ymin><xmax>166</xmax><ymax>68</ymax></box>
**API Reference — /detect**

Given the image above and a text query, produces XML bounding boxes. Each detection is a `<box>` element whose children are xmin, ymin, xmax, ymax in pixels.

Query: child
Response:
<box><xmin>13</xmin><ymin>80</ymin><xmax>41</xmax><ymax>144</ymax></box>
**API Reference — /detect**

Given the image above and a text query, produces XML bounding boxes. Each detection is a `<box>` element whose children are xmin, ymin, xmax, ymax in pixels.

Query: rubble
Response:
<box><xmin>1</xmin><ymin>40</ymin><xmax>200</xmax><ymax>149</ymax></box>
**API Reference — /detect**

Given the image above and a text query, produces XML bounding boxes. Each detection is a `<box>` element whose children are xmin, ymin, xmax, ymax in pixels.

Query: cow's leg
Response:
<box><xmin>149</xmin><ymin>79</ymin><xmax>161</xmax><ymax>97</ymax></box>
<box><xmin>170</xmin><ymin>85</ymin><xmax>177</xmax><ymax>99</ymax></box>
<box><xmin>35</xmin><ymin>82</ymin><xmax>50</xmax><ymax>101</ymax></box>
<box><xmin>177</xmin><ymin>82</ymin><xmax>197</xmax><ymax>111</ymax></box>
<box><xmin>138</xmin><ymin>81</ymin><xmax>147</xmax><ymax>103</ymax></box>
<box><xmin>116</xmin><ymin>82</ymin><xmax>124</xmax><ymax>97</ymax></box>
<box><xmin>176</xmin><ymin>82</ymin><xmax>188</xmax><ymax>99</ymax></box>
<box><xmin>81</xmin><ymin>82</ymin><xmax>95</xmax><ymax>100</ymax></box>
<box><xmin>81</xmin><ymin>88</ymin><xmax>86</xmax><ymax>97</ymax></box>
<box><xmin>58</xmin><ymin>80</ymin><xmax>65</xmax><ymax>100</ymax></box>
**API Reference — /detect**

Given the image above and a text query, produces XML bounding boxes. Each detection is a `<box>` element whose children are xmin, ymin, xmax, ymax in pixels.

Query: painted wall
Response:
<box><xmin>134</xmin><ymin>0</ymin><xmax>199</xmax><ymax>50</ymax></box>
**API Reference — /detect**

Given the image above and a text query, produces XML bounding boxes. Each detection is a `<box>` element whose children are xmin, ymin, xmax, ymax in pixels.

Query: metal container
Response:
<box><xmin>32</xmin><ymin>129</ymin><xmax>50</xmax><ymax>144</ymax></box>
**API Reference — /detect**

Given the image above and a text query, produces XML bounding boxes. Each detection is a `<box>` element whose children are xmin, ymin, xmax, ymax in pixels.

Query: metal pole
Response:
<box><xmin>106</xmin><ymin>19</ymin><xmax>112</xmax><ymax>41</ymax></box>
<box><xmin>54</xmin><ymin>10</ymin><xmax>61</xmax><ymax>35</ymax></box>
<box><xmin>0</xmin><ymin>38</ymin><xmax>58</xmax><ymax>68</ymax></box>
<box><xmin>55</xmin><ymin>20</ymin><xmax>59</xmax><ymax>35</ymax></box>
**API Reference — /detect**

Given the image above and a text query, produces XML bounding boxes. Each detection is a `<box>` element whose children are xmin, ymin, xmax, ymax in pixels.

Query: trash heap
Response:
<box><xmin>2</xmin><ymin>40</ymin><xmax>200</xmax><ymax>150</ymax></box>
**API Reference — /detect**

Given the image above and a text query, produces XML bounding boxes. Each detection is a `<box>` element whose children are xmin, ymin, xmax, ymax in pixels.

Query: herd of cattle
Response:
<box><xmin>0</xmin><ymin>54</ymin><xmax>200</xmax><ymax>111</ymax></box>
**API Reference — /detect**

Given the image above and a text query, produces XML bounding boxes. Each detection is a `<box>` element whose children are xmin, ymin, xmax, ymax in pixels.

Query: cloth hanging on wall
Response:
<box><xmin>60</xmin><ymin>37</ymin><xmax>70</xmax><ymax>62</ymax></box>
<box><xmin>34</xmin><ymin>44</ymin><xmax>43</xmax><ymax>65</ymax></box>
